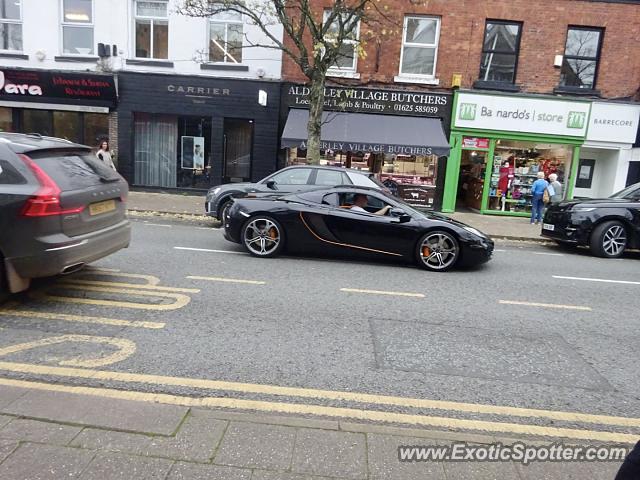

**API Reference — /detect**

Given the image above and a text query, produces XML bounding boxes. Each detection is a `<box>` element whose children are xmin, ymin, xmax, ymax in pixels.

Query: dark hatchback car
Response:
<box><xmin>541</xmin><ymin>182</ymin><xmax>640</xmax><ymax>258</ymax></box>
<box><xmin>0</xmin><ymin>133</ymin><xmax>130</xmax><ymax>294</ymax></box>
<box><xmin>205</xmin><ymin>165</ymin><xmax>386</xmax><ymax>220</ymax></box>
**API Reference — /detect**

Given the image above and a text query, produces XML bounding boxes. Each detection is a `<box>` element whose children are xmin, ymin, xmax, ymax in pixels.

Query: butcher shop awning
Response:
<box><xmin>281</xmin><ymin>108</ymin><xmax>450</xmax><ymax>156</ymax></box>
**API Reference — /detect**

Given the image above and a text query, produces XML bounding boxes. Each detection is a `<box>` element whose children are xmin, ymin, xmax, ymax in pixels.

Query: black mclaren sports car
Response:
<box><xmin>223</xmin><ymin>186</ymin><xmax>494</xmax><ymax>271</ymax></box>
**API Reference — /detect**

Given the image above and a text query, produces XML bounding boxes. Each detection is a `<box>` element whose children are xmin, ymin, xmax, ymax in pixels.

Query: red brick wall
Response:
<box><xmin>282</xmin><ymin>0</ymin><xmax>640</xmax><ymax>99</ymax></box>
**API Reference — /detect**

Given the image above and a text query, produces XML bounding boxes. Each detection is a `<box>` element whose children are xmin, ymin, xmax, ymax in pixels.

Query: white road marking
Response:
<box><xmin>499</xmin><ymin>300</ymin><xmax>592</xmax><ymax>311</ymax></box>
<box><xmin>553</xmin><ymin>275</ymin><xmax>640</xmax><ymax>286</ymax></box>
<box><xmin>143</xmin><ymin>223</ymin><xmax>172</xmax><ymax>227</ymax></box>
<box><xmin>174</xmin><ymin>246</ymin><xmax>245</xmax><ymax>255</ymax></box>
<box><xmin>340</xmin><ymin>288</ymin><xmax>425</xmax><ymax>298</ymax></box>
<box><xmin>187</xmin><ymin>276</ymin><xmax>265</xmax><ymax>285</ymax></box>
<box><xmin>532</xmin><ymin>252</ymin><xmax>564</xmax><ymax>256</ymax></box>
<box><xmin>494</xmin><ymin>249</ymin><xmax>507</xmax><ymax>252</ymax></box>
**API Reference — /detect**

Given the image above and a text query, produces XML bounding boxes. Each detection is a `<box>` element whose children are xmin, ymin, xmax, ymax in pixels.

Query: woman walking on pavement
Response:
<box><xmin>96</xmin><ymin>139</ymin><xmax>116</xmax><ymax>171</ymax></box>
<box><xmin>530</xmin><ymin>171</ymin><xmax>549</xmax><ymax>225</ymax></box>
<box><xmin>548</xmin><ymin>173</ymin><xmax>563</xmax><ymax>204</ymax></box>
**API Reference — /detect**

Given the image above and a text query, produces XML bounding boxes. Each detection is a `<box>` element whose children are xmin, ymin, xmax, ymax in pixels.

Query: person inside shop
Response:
<box><xmin>96</xmin><ymin>140</ymin><xmax>116</xmax><ymax>171</ymax></box>
<box><xmin>350</xmin><ymin>194</ymin><xmax>392</xmax><ymax>215</ymax></box>
<box><xmin>548</xmin><ymin>173</ymin><xmax>563</xmax><ymax>204</ymax></box>
<box><xmin>530</xmin><ymin>172</ymin><xmax>549</xmax><ymax>225</ymax></box>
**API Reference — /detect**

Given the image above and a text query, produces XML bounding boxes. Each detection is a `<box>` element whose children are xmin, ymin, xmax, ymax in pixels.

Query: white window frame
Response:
<box><xmin>133</xmin><ymin>0</ymin><xmax>169</xmax><ymax>60</ymax></box>
<box><xmin>60</xmin><ymin>0</ymin><xmax>95</xmax><ymax>56</ymax></box>
<box><xmin>323</xmin><ymin>10</ymin><xmax>360</xmax><ymax>78</ymax></box>
<box><xmin>395</xmin><ymin>15</ymin><xmax>441</xmax><ymax>85</ymax></box>
<box><xmin>208</xmin><ymin>12</ymin><xmax>244</xmax><ymax>64</ymax></box>
<box><xmin>0</xmin><ymin>0</ymin><xmax>23</xmax><ymax>52</ymax></box>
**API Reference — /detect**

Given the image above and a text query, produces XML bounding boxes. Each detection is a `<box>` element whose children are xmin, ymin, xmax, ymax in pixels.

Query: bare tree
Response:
<box><xmin>178</xmin><ymin>0</ymin><xmax>394</xmax><ymax>164</ymax></box>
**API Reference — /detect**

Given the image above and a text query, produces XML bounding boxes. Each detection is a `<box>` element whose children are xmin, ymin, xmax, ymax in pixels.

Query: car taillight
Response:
<box><xmin>19</xmin><ymin>154</ymin><xmax>85</xmax><ymax>217</ymax></box>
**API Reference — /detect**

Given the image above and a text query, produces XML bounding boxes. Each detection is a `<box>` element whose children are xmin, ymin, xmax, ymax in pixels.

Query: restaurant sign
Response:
<box><xmin>0</xmin><ymin>68</ymin><xmax>117</xmax><ymax>108</ymax></box>
<box><xmin>284</xmin><ymin>83</ymin><xmax>451</xmax><ymax>119</ymax></box>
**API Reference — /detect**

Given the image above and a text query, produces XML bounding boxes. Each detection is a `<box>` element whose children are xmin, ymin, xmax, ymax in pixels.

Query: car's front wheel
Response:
<box><xmin>218</xmin><ymin>198</ymin><xmax>233</xmax><ymax>222</ymax></box>
<box><xmin>415</xmin><ymin>231</ymin><xmax>459</xmax><ymax>272</ymax></box>
<box><xmin>590</xmin><ymin>220</ymin><xmax>627</xmax><ymax>258</ymax></box>
<box><xmin>241</xmin><ymin>216</ymin><xmax>285</xmax><ymax>258</ymax></box>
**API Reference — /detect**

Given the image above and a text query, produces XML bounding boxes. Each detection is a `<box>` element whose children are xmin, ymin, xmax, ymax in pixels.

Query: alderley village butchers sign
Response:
<box><xmin>284</xmin><ymin>84</ymin><xmax>451</xmax><ymax>119</ymax></box>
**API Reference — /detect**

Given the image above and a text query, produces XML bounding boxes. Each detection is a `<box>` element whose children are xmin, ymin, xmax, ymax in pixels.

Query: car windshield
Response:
<box><xmin>610</xmin><ymin>183</ymin><xmax>640</xmax><ymax>199</ymax></box>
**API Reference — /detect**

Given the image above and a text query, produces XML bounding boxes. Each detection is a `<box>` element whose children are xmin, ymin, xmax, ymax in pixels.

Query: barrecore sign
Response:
<box><xmin>454</xmin><ymin>92</ymin><xmax>591</xmax><ymax>138</ymax></box>
<box><xmin>586</xmin><ymin>102</ymin><xmax>640</xmax><ymax>144</ymax></box>
<box><xmin>284</xmin><ymin>83</ymin><xmax>451</xmax><ymax>118</ymax></box>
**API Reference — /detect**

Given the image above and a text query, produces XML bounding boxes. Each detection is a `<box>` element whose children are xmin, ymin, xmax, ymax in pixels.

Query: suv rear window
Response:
<box><xmin>29</xmin><ymin>151</ymin><xmax>120</xmax><ymax>190</ymax></box>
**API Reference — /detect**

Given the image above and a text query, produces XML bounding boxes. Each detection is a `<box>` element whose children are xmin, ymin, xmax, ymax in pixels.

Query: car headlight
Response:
<box><xmin>573</xmin><ymin>207</ymin><xmax>596</xmax><ymax>212</ymax></box>
<box><xmin>463</xmin><ymin>226</ymin><xmax>486</xmax><ymax>238</ymax></box>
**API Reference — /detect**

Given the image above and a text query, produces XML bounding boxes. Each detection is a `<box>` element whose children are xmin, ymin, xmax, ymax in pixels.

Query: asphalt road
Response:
<box><xmin>1</xmin><ymin>217</ymin><xmax>639</xmax><ymax>441</ymax></box>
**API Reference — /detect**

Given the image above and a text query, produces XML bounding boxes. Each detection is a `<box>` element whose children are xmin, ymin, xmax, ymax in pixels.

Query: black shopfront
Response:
<box><xmin>280</xmin><ymin>83</ymin><xmax>452</xmax><ymax>209</ymax></box>
<box><xmin>116</xmin><ymin>72</ymin><xmax>280</xmax><ymax>191</ymax></box>
<box><xmin>0</xmin><ymin>67</ymin><xmax>116</xmax><ymax>146</ymax></box>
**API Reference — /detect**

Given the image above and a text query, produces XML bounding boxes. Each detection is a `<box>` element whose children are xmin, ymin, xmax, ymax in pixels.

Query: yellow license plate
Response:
<box><xmin>89</xmin><ymin>199</ymin><xmax>116</xmax><ymax>216</ymax></box>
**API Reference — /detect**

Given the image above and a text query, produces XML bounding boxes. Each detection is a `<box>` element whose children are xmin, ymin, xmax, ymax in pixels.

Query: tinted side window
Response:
<box><xmin>30</xmin><ymin>152</ymin><xmax>120</xmax><ymax>190</ymax></box>
<box><xmin>270</xmin><ymin>168</ymin><xmax>312</xmax><ymax>185</ymax></box>
<box><xmin>315</xmin><ymin>169</ymin><xmax>350</xmax><ymax>186</ymax></box>
<box><xmin>0</xmin><ymin>160</ymin><xmax>27</xmax><ymax>185</ymax></box>
<box><xmin>348</xmin><ymin>172</ymin><xmax>379</xmax><ymax>188</ymax></box>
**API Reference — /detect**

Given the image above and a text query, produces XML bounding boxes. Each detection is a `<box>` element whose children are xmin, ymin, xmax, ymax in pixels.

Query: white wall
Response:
<box><xmin>3</xmin><ymin>0</ymin><xmax>283</xmax><ymax>80</ymax></box>
<box><xmin>574</xmin><ymin>147</ymin><xmax>625</xmax><ymax>199</ymax></box>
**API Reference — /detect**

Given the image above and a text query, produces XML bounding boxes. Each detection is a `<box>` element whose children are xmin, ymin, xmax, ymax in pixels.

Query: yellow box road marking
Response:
<box><xmin>0</xmin><ymin>308</ymin><xmax>165</xmax><ymax>329</ymax></box>
<box><xmin>186</xmin><ymin>276</ymin><xmax>265</xmax><ymax>285</ymax></box>
<box><xmin>71</xmin><ymin>271</ymin><xmax>160</xmax><ymax>286</ymax></box>
<box><xmin>60</xmin><ymin>279</ymin><xmax>200</xmax><ymax>293</ymax></box>
<box><xmin>340</xmin><ymin>288</ymin><xmax>425</xmax><ymax>298</ymax></box>
<box><xmin>0</xmin><ymin>361</ymin><xmax>636</xmax><ymax>429</ymax></box>
<box><xmin>0</xmin><ymin>377</ymin><xmax>636</xmax><ymax>444</ymax></box>
<box><xmin>499</xmin><ymin>300</ymin><xmax>592</xmax><ymax>311</ymax></box>
<box><xmin>0</xmin><ymin>335</ymin><xmax>135</xmax><ymax>368</ymax></box>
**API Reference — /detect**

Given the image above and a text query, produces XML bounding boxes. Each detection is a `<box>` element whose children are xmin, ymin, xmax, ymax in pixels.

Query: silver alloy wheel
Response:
<box><xmin>243</xmin><ymin>218</ymin><xmax>281</xmax><ymax>256</ymax></box>
<box><xmin>419</xmin><ymin>232</ymin><xmax>458</xmax><ymax>270</ymax></box>
<box><xmin>602</xmin><ymin>224</ymin><xmax>626</xmax><ymax>257</ymax></box>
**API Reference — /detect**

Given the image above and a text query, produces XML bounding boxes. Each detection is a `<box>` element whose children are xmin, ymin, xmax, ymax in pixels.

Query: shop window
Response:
<box><xmin>559</xmin><ymin>27</ymin><xmax>603</xmax><ymax>90</ymax></box>
<box><xmin>53</xmin><ymin>111</ymin><xmax>81</xmax><ymax>143</ymax></box>
<box><xmin>61</xmin><ymin>0</ymin><xmax>94</xmax><ymax>55</ymax></box>
<box><xmin>134</xmin><ymin>112</ymin><xmax>178</xmax><ymax>187</ymax></box>
<box><xmin>23</xmin><ymin>110</ymin><xmax>53</xmax><ymax>137</ymax></box>
<box><xmin>323</xmin><ymin>10</ymin><xmax>359</xmax><ymax>73</ymax></box>
<box><xmin>0</xmin><ymin>107</ymin><xmax>13</xmax><ymax>132</ymax></box>
<box><xmin>83</xmin><ymin>113</ymin><xmax>109</xmax><ymax>147</ymax></box>
<box><xmin>0</xmin><ymin>0</ymin><xmax>22</xmax><ymax>51</ymax></box>
<box><xmin>399</xmin><ymin>16</ymin><xmax>440</xmax><ymax>78</ymax></box>
<box><xmin>135</xmin><ymin>0</ymin><xmax>169</xmax><ymax>59</ymax></box>
<box><xmin>209</xmin><ymin>10</ymin><xmax>243</xmax><ymax>63</ymax></box>
<box><xmin>223</xmin><ymin>119</ymin><xmax>253</xmax><ymax>183</ymax></box>
<box><xmin>479</xmin><ymin>20</ymin><xmax>522</xmax><ymax>84</ymax></box>
<box><xmin>178</xmin><ymin>116</ymin><xmax>212</xmax><ymax>189</ymax></box>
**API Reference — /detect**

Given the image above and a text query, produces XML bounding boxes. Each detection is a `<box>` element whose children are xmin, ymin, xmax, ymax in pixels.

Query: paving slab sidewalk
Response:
<box><xmin>0</xmin><ymin>383</ymin><xmax>626</xmax><ymax>480</ymax></box>
<box><xmin>127</xmin><ymin>191</ymin><xmax>550</xmax><ymax>242</ymax></box>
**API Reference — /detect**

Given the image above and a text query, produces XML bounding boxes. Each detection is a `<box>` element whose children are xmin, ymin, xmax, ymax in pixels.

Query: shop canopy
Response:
<box><xmin>281</xmin><ymin>109</ymin><xmax>450</xmax><ymax>157</ymax></box>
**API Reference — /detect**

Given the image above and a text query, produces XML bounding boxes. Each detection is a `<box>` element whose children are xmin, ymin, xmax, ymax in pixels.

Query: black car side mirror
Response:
<box><xmin>266</xmin><ymin>179</ymin><xmax>277</xmax><ymax>190</ymax></box>
<box><xmin>390</xmin><ymin>207</ymin><xmax>411</xmax><ymax>223</ymax></box>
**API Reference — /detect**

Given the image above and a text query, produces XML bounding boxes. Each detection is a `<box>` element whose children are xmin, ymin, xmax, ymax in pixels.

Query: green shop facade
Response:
<box><xmin>442</xmin><ymin>90</ymin><xmax>591</xmax><ymax>216</ymax></box>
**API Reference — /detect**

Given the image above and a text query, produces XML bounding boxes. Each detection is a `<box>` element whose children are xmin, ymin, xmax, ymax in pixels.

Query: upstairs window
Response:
<box><xmin>135</xmin><ymin>0</ymin><xmax>169</xmax><ymax>59</ymax></box>
<box><xmin>61</xmin><ymin>0</ymin><xmax>94</xmax><ymax>55</ymax></box>
<box><xmin>479</xmin><ymin>20</ymin><xmax>522</xmax><ymax>84</ymax></box>
<box><xmin>209</xmin><ymin>10</ymin><xmax>243</xmax><ymax>63</ymax></box>
<box><xmin>323</xmin><ymin>10</ymin><xmax>359</xmax><ymax>73</ymax></box>
<box><xmin>399</xmin><ymin>16</ymin><xmax>440</xmax><ymax>78</ymax></box>
<box><xmin>0</xmin><ymin>0</ymin><xmax>22</xmax><ymax>51</ymax></box>
<box><xmin>560</xmin><ymin>27</ymin><xmax>604</xmax><ymax>90</ymax></box>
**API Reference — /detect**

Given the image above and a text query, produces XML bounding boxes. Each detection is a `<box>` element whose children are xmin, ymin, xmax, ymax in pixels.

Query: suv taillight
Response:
<box><xmin>19</xmin><ymin>154</ymin><xmax>85</xmax><ymax>217</ymax></box>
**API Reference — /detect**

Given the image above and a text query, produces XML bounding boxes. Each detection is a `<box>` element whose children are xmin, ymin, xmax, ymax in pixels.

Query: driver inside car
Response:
<box><xmin>349</xmin><ymin>194</ymin><xmax>392</xmax><ymax>216</ymax></box>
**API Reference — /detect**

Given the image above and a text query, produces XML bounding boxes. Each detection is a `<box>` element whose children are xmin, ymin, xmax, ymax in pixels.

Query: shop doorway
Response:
<box><xmin>223</xmin><ymin>119</ymin><xmax>253</xmax><ymax>183</ymax></box>
<box><xmin>457</xmin><ymin>149</ymin><xmax>488</xmax><ymax>211</ymax></box>
<box><xmin>626</xmin><ymin>162</ymin><xmax>640</xmax><ymax>187</ymax></box>
<box><xmin>177</xmin><ymin>116</ymin><xmax>212</xmax><ymax>189</ymax></box>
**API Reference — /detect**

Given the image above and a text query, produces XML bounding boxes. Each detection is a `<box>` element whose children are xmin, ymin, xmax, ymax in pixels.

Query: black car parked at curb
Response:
<box><xmin>541</xmin><ymin>182</ymin><xmax>640</xmax><ymax>258</ymax></box>
<box><xmin>0</xmin><ymin>133</ymin><xmax>130</xmax><ymax>294</ymax></box>
<box><xmin>223</xmin><ymin>186</ymin><xmax>493</xmax><ymax>272</ymax></box>
<box><xmin>205</xmin><ymin>165</ymin><xmax>387</xmax><ymax>221</ymax></box>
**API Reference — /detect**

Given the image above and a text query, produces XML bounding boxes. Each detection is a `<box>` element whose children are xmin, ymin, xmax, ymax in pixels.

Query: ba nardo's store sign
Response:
<box><xmin>454</xmin><ymin>91</ymin><xmax>591</xmax><ymax>138</ymax></box>
<box><xmin>0</xmin><ymin>68</ymin><xmax>117</xmax><ymax>108</ymax></box>
<box><xmin>284</xmin><ymin>83</ymin><xmax>451</xmax><ymax>120</ymax></box>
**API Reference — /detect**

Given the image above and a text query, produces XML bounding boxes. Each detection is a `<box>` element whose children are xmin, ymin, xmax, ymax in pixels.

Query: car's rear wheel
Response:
<box><xmin>590</xmin><ymin>221</ymin><xmax>627</xmax><ymax>258</ymax></box>
<box><xmin>415</xmin><ymin>231</ymin><xmax>459</xmax><ymax>272</ymax></box>
<box><xmin>241</xmin><ymin>216</ymin><xmax>285</xmax><ymax>258</ymax></box>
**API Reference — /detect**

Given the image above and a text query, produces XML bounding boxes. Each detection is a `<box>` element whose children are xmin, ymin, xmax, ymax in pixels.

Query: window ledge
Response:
<box><xmin>394</xmin><ymin>75</ymin><xmax>439</xmax><ymax>86</ymax></box>
<box><xmin>327</xmin><ymin>70</ymin><xmax>360</xmax><ymax>79</ymax></box>
<box><xmin>473</xmin><ymin>80</ymin><xmax>521</xmax><ymax>92</ymax></box>
<box><xmin>0</xmin><ymin>52</ymin><xmax>28</xmax><ymax>60</ymax></box>
<box><xmin>200</xmin><ymin>63</ymin><xmax>249</xmax><ymax>72</ymax></box>
<box><xmin>54</xmin><ymin>55</ymin><xmax>99</xmax><ymax>62</ymax></box>
<box><xmin>126</xmin><ymin>59</ymin><xmax>174</xmax><ymax>67</ymax></box>
<box><xmin>553</xmin><ymin>86</ymin><xmax>601</xmax><ymax>97</ymax></box>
